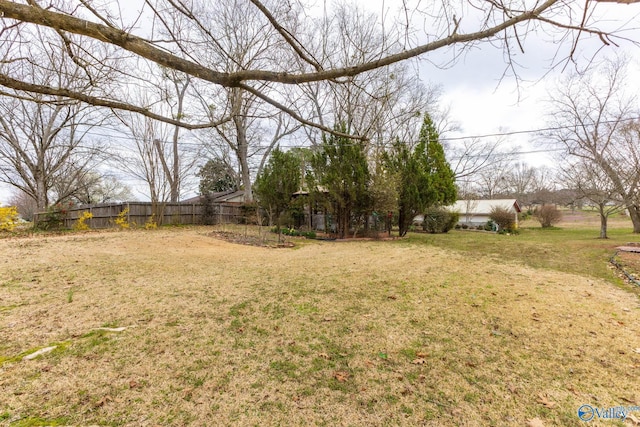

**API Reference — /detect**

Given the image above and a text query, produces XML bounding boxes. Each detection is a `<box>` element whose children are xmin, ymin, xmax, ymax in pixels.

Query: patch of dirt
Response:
<box><xmin>209</xmin><ymin>230</ymin><xmax>294</xmax><ymax>248</ymax></box>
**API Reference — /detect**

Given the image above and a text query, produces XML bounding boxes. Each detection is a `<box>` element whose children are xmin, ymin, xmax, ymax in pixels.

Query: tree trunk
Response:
<box><xmin>231</xmin><ymin>88</ymin><xmax>252</xmax><ymax>203</ymax></box>
<box><xmin>628</xmin><ymin>204</ymin><xmax>640</xmax><ymax>233</ymax></box>
<box><xmin>398</xmin><ymin>208</ymin><xmax>408</xmax><ymax>237</ymax></box>
<box><xmin>35</xmin><ymin>172</ymin><xmax>48</xmax><ymax>211</ymax></box>
<box><xmin>237</xmin><ymin>125</ymin><xmax>252</xmax><ymax>202</ymax></box>
<box><xmin>598</xmin><ymin>205</ymin><xmax>608</xmax><ymax>239</ymax></box>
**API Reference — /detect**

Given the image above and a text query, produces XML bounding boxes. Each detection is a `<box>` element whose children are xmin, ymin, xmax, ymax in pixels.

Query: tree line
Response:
<box><xmin>0</xmin><ymin>0</ymin><xmax>637</xmax><ymax>238</ymax></box>
<box><xmin>254</xmin><ymin>114</ymin><xmax>456</xmax><ymax>238</ymax></box>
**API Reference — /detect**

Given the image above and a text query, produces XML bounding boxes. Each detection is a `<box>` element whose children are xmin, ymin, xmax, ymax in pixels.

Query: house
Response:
<box><xmin>450</xmin><ymin>199</ymin><xmax>521</xmax><ymax>228</ymax></box>
<box><xmin>181</xmin><ymin>190</ymin><xmax>245</xmax><ymax>205</ymax></box>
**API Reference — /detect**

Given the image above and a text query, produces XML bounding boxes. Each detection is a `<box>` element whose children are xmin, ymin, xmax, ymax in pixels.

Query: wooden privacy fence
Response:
<box><xmin>33</xmin><ymin>201</ymin><xmax>246</xmax><ymax>229</ymax></box>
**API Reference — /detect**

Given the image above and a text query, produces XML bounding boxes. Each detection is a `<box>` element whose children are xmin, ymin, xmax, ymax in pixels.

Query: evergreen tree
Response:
<box><xmin>310</xmin><ymin>123</ymin><xmax>371</xmax><ymax>238</ymax></box>
<box><xmin>197</xmin><ymin>159</ymin><xmax>237</xmax><ymax>194</ymax></box>
<box><xmin>387</xmin><ymin>113</ymin><xmax>456</xmax><ymax>236</ymax></box>
<box><xmin>423</xmin><ymin>114</ymin><xmax>457</xmax><ymax>207</ymax></box>
<box><xmin>254</xmin><ymin>148</ymin><xmax>301</xmax><ymax>226</ymax></box>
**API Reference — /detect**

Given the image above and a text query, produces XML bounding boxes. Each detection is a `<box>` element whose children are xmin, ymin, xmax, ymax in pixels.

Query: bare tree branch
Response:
<box><xmin>0</xmin><ymin>0</ymin><xmax>581</xmax><ymax>86</ymax></box>
<box><xmin>0</xmin><ymin>73</ymin><xmax>229</xmax><ymax>130</ymax></box>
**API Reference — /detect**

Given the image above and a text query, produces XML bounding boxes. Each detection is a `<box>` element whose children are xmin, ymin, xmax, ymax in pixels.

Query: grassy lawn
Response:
<box><xmin>1</xmin><ymin>216</ymin><xmax>639</xmax><ymax>426</ymax></box>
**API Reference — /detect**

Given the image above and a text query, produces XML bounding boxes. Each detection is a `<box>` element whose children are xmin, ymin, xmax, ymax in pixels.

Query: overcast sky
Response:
<box><xmin>1</xmin><ymin>1</ymin><xmax>639</xmax><ymax>205</ymax></box>
<box><xmin>419</xmin><ymin>2</ymin><xmax>640</xmax><ymax>167</ymax></box>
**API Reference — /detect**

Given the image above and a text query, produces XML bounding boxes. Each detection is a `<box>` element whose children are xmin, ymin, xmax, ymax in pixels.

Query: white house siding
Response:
<box><xmin>449</xmin><ymin>199</ymin><xmax>521</xmax><ymax>228</ymax></box>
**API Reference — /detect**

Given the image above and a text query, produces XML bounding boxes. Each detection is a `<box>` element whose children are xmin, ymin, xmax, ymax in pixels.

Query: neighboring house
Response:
<box><xmin>181</xmin><ymin>190</ymin><xmax>245</xmax><ymax>205</ymax></box>
<box><xmin>450</xmin><ymin>199</ymin><xmax>521</xmax><ymax>228</ymax></box>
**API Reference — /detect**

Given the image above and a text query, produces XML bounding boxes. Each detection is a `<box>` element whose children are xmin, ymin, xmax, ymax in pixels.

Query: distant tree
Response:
<box><xmin>8</xmin><ymin>190</ymin><xmax>38</xmax><ymax>221</ymax></box>
<box><xmin>561</xmin><ymin>160</ymin><xmax>623</xmax><ymax>238</ymax></box>
<box><xmin>387</xmin><ymin>114</ymin><xmax>456</xmax><ymax>237</ymax></box>
<box><xmin>504</xmin><ymin>162</ymin><xmax>536</xmax><ymax>208</ymax></box>
<box><xmin>254</xmin><ymin>148</ymin><xmax>301</xmax><ymax>227</ymax></box>
<box><xmin>545</xmin><ymin>58</ymin><xmax>640</xmax><ymax>232</ymax></box>
<box><xmin>310</xmin><ymin>123</ymin><xmax>370</xmax><ymax>238</ymax></box>
<box><xmin>197</xmin><ymin>159</ymin><xmax>238</xmax><ymax>195</ymax></box>
<box><xmin>70</xmin><ymin>174</ymin><xmax>134</xmax><ymax>205</ymax></box>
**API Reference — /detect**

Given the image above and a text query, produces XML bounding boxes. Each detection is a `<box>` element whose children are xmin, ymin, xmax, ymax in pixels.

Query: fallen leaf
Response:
<box><xmin>537</xmin><ymin>394</ymin><xmax>556</xmax><ymax>409</ymax></box>
<box><xmin>412</xmin><ymin>358</ymin><xmax>426</xmax><ymax>365</ymax></box>
<box><xmin>634</xmin><ymin>348</ymin><xmax>640</xmax><ymax>354</ymax></box>
<box><xmin>95</xmin><ymin>395</ymin><xmax>112</xmax><ymax>407</ymax></box>
<box><xmin>527</xmin><ymin>418</ymin><xmax>545</xmax><ymax>427</ymax></box>
<box><xmin>333</xmin><ymin>371</ymin><xmax>350</xmax><ymax>382</ymax></box>
<box><xmin>507</xmin><ymin>383</ymin><xmax>518</xmax><ymax>394</ymax></box>
<box><xmin>416</xmin><ymin>352</ymin><xmax>428</xmax><ymax>358</ymax></box>
<box><xmin>129</xmin><ymin>380</ymin><xmax>139</xmax><ymax>389</ymax></box>
<box><xmin>387</xmin><ymin>295</ymin><xmax>397</xmax><ymax>300</ymax></box>
<box><xmin>627</xmin><ymin>413</ymin><xmax>640</xmax><ymax>425</ymax></box>
<box><xmin>364</xmin><ymin>359</ymin><xmax>375</xmax><ymax>367</ymax></box>
<box><xmin>319</xmin><ymin>352</ymin><xmax>331</xmax><ymax>360</ymax></box>
<box><xmin>322</xmin><ymin>317</ymin><xmax>335</xmax><ymax>322</ymax></box>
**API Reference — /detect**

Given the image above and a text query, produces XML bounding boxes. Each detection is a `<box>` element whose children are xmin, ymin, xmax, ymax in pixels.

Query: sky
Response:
<box><xmin>0</xmin><ymin>1</ymin><xmax>639</xmax><ymax>205</ymax></box>
<box><xmin>416</xmin><ymin>2</ymin><xmax>640</xmax><ymax>167</ymax></box>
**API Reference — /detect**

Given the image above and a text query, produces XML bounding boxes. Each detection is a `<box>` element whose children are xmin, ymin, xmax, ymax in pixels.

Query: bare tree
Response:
<box><xmin>0</xmin><ymin>94</ymin><xmax>104</xmax><ymax>210</ymax></box>
<box><xmin>116</xmin><ymin>111</ymin><xmax>172</xmax><ymax>207</ymax></box>
<box><xmin>503</xmin><ymin>162</ymin><xmax>537</xmax><ymax>207</ymax></box>
<box><xmin>0</xmin><ymin>0</ymin><xmax>636</xmax><ymax>135</ymax></box>
<box><xmin>545</xmin><ymin>58</ymin><xmax>640</xmax><ymax>232</ymax></box>
<box><xmin>561</xmin><ymin>160</ymin><xmax>624</xmax><ymax>238</ymax></box>
<box><xmin>473</xmin><ymin>156</ymin><xmax>511</xmax><ymax>199</ymax></box>
<box><xmin>161</xmin><ymin>69</ymin><xmax>191</xmax><ymax>202</ymax></box>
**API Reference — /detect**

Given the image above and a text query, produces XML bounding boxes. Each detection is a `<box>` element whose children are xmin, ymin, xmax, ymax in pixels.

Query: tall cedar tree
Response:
<box><xmin>423</xmin><ymin>114</ymin><xmax>457</xmax><ymax>207</ymax></box>
<box><xmin>311</xmin><ymin>124</ymin><xmax>371</xmax><ymax>238</ymax></box>
<box><xmin>254</xmin><ymin>148</ymin><xmax>301</xmax><ymax>226</ymax></box>
<box><xmin>388</xmin><ymin>114</ymin><xmax>456</xmax><ymax>236</ymax></box>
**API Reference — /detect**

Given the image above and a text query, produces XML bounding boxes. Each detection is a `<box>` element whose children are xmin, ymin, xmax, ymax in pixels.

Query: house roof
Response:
<box><xmin>449</xmin><ymin>199</ymin><xmax>521</xmax><ymax>215</ymax></box>
<box><xmin>181</xmin><ymin>190</ymin><xmax>245</xmax><ymax>204</ymax></box>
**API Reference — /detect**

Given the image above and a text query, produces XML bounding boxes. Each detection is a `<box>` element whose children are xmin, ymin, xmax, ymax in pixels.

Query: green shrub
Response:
<box><xmin>422</xmin><ymin>207</ymin><xmax>459</xmax><ymax>234</ymax></box>
<box><xmin>37</xmin><ymin>201</ymin><xmax>74</xmax><ymax>230</ymax></box>
<box><xmin>271</xmin><ymin>227</ymin><xmax>316</xmax><ymax>239</ymax></box>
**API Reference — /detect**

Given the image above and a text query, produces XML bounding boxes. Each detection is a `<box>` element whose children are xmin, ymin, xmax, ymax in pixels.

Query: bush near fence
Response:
<box><xmin>33</xmin><ymin>202</ymin><xmax>248</xmax><ymax>229</ymax></box>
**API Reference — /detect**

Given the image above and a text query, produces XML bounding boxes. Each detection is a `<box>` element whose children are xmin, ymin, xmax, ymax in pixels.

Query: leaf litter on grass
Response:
<box><xmin>0</xmin><ymin>226</ymin><xmax>639</xmax><ymax>425</ymax></box>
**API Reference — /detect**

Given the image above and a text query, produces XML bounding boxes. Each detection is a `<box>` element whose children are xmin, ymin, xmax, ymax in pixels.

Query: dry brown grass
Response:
<box><xmin>1</xmin><ymin>226</ymin><xmax>639</xmax><ymax>426</ymax></box>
